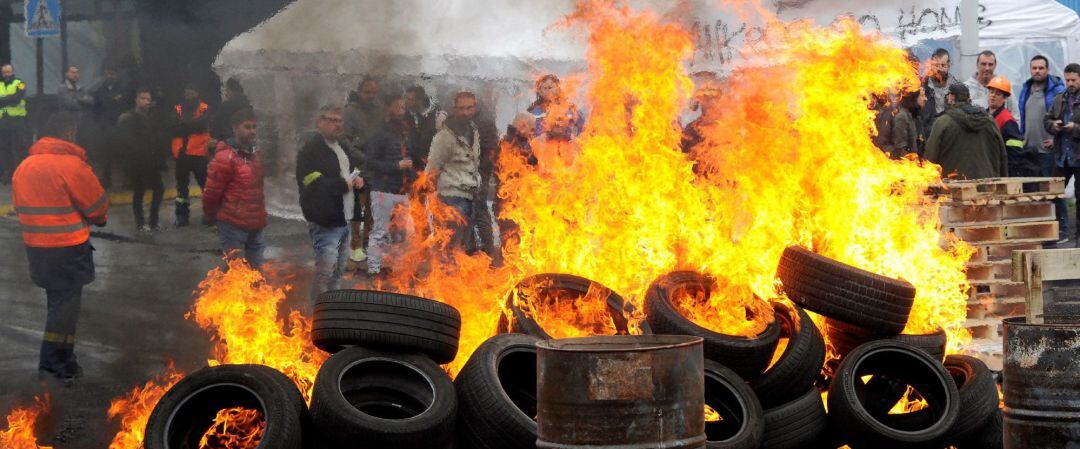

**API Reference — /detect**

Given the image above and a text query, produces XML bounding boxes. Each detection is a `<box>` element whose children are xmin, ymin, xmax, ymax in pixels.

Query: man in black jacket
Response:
<box><xmin>118</xmin><ymin>88</ymin><xmax>169</xmax><ymax>232</ymax></box>
<box><xmin>296</xmin><ymin>105</ymin><xmax>364</xmax><ymax>304</ymax></box>
<box><xmin>363</xmin><ymin>95</ymin><xmax>418</xmax><ymax>275</ymax></box>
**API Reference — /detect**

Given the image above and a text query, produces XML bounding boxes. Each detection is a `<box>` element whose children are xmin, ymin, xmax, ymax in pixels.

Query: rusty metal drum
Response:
<box><xmin>1003</xmin><ymin>317</ymin><xmax>1080</xmax><ymax>448</ymax></box>
<box><xmin>536</xmin><ymin>335</ymin><xmax>705</xmax><ymax>449</ymax></box>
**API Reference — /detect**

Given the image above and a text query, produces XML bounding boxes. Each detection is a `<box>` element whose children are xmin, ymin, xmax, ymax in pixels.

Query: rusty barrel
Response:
<box><xmin>1003</xmin><ymin>317</ymin><xmax>1080</xmax><ymax>448</ymax></box>
<box><xmin>536</xmin><ymin>335</ymin><xmax>705</xmax><ymax>449</ymax></box>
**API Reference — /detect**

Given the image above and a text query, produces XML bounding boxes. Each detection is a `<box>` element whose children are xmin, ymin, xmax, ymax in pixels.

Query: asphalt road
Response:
<box><xmin>0</xmin><ymin>198</ymin><xmax>321</xmax><ymax>448</ymax></box>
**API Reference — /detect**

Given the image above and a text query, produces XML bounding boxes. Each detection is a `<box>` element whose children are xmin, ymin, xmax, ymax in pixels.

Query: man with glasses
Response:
<box><xmin>296</xmin><ymin>105</ymin><xmax>364</xmax><ymax>305</ymax></box>
<box><xmin>921</xmin><ymin>48</ymin><xmax>962</xmax><ymax>133</ymax></box>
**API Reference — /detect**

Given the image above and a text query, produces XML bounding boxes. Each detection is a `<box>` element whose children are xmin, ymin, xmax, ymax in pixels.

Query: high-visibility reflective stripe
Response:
<box><xmin>21</xmin><ymin>222</ymin><xmax>86</xmax><ymax>234</ymax></box>
<box><xmin>80</xmin><ymin>195</ymin><xmax>107</xmax><ymax>216</ymax></box>
<box><xmin>1006</xmin><ymin>139</ymin><xmax>1024</xmax><ymax>148</ymax></box>
<box><xmin>303</xmin><ymin>171</ymin><xmax>323</xmax><ymax>187</ymax></box>
<box><xmin>43</xmin><ymin>332</ymin><xmax>75</xmax><ymax>344</ymax></box>
<box><xmin>15</xmin><ymin>205</ymin><xmax>76</xmax><ymax>215</ymax></box>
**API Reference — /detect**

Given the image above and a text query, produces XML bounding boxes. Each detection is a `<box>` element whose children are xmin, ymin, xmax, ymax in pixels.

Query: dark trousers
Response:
<box><xmin>0</xmin><ymin>117</ymin><xmax>25</xmax><ymax>183</ymax></box>
<box><xmin>25</xmin><ymin>242</ymin><xmax>94</xmax><ymax>377</ymax></box>
<box><xmin>175</xmin><ymin>154</ymin><xmax>207</xmax><ymax>220</ymax></box>
<box><xmin>1053</xmin><ymin>163</ymin><xmax>1080</xmax><ymax>237</ymax></box>
<box><xmin>439</xmin><ymin>195</ymin><xmax>479</xmax><ymax>253</ymax></box>
<box><xmin>40</xmin><ymin>286</ymin><xmax>83</xmax><ymax>376</ymax></box>
<box><xmin>351</xmin><ymin>189</ymin><xmax>374</xmax><ymax>252</ymax></box>
<box><xmin>132</xmin><ymin>172</ymin><xmax>165</xmax><ymax>228</ymax></box>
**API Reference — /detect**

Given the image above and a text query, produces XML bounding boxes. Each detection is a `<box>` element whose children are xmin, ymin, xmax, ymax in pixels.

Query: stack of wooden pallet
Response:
<box><xmin>938</xmin><ymin>177</ymin><xmax>1066</xmax><ymax>368</ymax></box>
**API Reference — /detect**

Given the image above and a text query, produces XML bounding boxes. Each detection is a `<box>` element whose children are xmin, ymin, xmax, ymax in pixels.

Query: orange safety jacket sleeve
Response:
<box><xmin>64</xmin><ymin>161</ymin><xmax>108</xmax><ymax>225</ymax></box>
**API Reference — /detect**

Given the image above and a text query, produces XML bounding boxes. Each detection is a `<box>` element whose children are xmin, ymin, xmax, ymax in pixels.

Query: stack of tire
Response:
<box><xmin>141</xmin><ymin>289</ymin><xmax>464</xmax><ymax>449</ymax></box>
<box><xmin>630</xmin><ymin>247</ymin><xmax>1005</xmax><ymax>448</ymax></box>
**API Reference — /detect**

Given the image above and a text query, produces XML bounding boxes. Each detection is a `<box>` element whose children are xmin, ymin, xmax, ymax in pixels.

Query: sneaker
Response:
<box><xmin>1057</xmin><ymin>235</ymin><xmax>1071</xmax><ymax>245</ymax></box>
<box><xmin>351</xmin><ymin>248</ymin><xmax>367</xmax><ymax>262</ymax></box>
<box><xmin>137</xmin><ymin>225</ymin><xmax>152</xmax><ymax>233</ymax></box>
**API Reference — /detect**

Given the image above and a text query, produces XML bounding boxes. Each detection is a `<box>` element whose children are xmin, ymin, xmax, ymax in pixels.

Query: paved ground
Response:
<box><xmin>0</xmin><ymin>191</ymin><xmax>324</xmax><ymax>448</ymax></box>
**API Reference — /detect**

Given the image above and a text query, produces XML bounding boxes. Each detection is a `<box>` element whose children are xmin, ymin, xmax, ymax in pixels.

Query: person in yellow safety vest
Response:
<box><xmin>172</xmin><ymin>84</ymin><xmax>212</xmax><ymax>227</ymax></box>
<box><xmin>0</xmin><ymin>63</ymin><xmax>27</xmax><ymax>185</ymax></box>
<box><xmin>12</xmin><ymin>112</ymin><xmax>108</xmax><ymax>385</ymax></box>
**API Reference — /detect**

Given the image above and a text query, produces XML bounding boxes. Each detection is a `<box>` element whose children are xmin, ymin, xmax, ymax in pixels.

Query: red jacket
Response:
<box><xmin>203</xmin><ymin>140</ymin><xmax>266</xmax><ymax>230</ymax></box>
<box><xmin>12</xmin><ymin>137</ymin><xmax>108</xmax><ymax>247</ymax></box>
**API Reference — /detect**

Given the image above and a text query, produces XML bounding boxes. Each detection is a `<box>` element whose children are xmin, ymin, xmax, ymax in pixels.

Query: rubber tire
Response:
<box><xmin>894</xmin><ymin>328</ymin><xmax>947</xmax><ymax>362</ymax></box>
<box><xmin>144</xmin><ymin>364</ymin><xmax>307</xmax><ymax>449</ymax></box>
<box><xmin>703</xmin><ymin>359</ymin><xmax>765</xmax><ymax>449</ymax></box>
<box><xmin>497</xmin><ymin>273</ymin><xmax>645</xmax><ymax>339</ymax></box>
<box><xmin>645</xmin><ymin>271</ymin><xmax>781</xmax><ymax>380</ymax></box>
<box><xmin>957</xmin><ymin>407</ymin><xmax>1003</xmax><ymax>449</ymax></box>
<box><xmin>827</xmin><ymin>340</ymin><xmax>959</xmax><ymax>449</ymax></box>
<box><xmin>777</xmin><ymin>246</ymin><xmax>915</xmax><ymax>334</ymax></box>
<box><xmin>761</xmin><ymin>387</ymin><xmax>827</xmax><ymax>449</ymax></box>
<box><xmin>750</xmin><ymin>302</ymin><xmax>826</xmax><ymax>408</ymax></box>
<box><xmin>312</xmin><ymin>289</ymin><xmax>462</xmax><ymax>364</ymax></box>
<box><xmin>455</xmin><ymin>334</ymin><xmax>539</xmax><ymax>449</ymax></box>
<box><xmin>826</xmin><ymin>319</ymin><xmax>946</xmax><ymax>361</ymax></box>
<box><xmin>309</xmin><ymin>347</ymin><xmax>457</xmax><ymax>449</ymax></box>
<box><xmin>877</xmin><ymin>355</ymin><xmax>998</xmax><ymax>444</ymax></box>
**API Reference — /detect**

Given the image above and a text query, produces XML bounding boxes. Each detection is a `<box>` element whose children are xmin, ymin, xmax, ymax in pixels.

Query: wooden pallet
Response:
<box><xmin>1012</xmin><ymin>248</ymin><xmax>1080</xmax><ymax>324</ymax></box>
<box><xmin>966</xmin><ymin>259</ymin><xmax>1013</xmax><ymax>282</ymax></box>
<box><xmin>942</xmin><ymin>177</ymin><xmax>1064</xmax><ymax>202</ymax></box>
<box><xmin>969</xmin><ymin>242</ymin><xmax>1045</xmax><ymax>263</ymax></box>
<box><xmin>966</xmin><ymin>295</ymin><xmax>1026</xmax><ymax>320</ymax></box>
<box><xmin>946</xmin><ymin>221</ymin><xmax>1059</xmax><ymax>244</ymax></box>
<box><xmin>940</xmin><ymin>202</ymin><xmax>1055</xmax><ymax>226</ymax></box>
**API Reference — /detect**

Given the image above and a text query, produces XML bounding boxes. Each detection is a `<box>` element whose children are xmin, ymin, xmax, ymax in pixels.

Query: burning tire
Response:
<box><xmin>750</xmin><ymin>301</ymin><xmax>826</xmax><ymax>408</ymax></box>
<box><xmin>825</xmin><ymin>319</ymin><xmax>946</xmax><ymax>361</ymax></box>
<box><xmin>958</xmin><ymin>407</ymin><xmax>1002</xmax><ymax>449</ymax></box>
<box><xmin>827</xmin><ymin>340</ymin><xmax>959</xmax><ymax>449</ymax></box>
<box><xmin>312</xmin><ymin>289</ymin><xmax>461</xmax><ymax>364</ymax></box>
<box><xmin>497</xmin><ymin>273</ymin><xmax>642</xmax><ymax>339</ymax></box>
<box><xmin>644</xmin><ymin>271</ymin><xmax>780</xmax><ymax>379</ymax></box>
<box><xmin>777</xmin><ymin>246</ymin><xmax>915</xmax><ymax>334</ymax></box>
<box><xmin>310</xmin><ymin>347</ymin><xmax>456</xmax><ymax>449</ymax></box>
<box><xmin>144</xmin><ymin>364</ymin><xmax>308</xmax><ymax>449</ymax></box>
<box><xmin>873</xmin><ymin>355</ymin><xmax>998</xmax><ymax>445</ymax></box>
<box><xmin>760</xmin><ymin>387</ymin><xmax>827</xmax><ymax>449</ymax></box>
<box><xmin>703</xmin><ymin>359</ymin><xmax>765</xmax><ymax>449</ymax></box>
<box><xmin>455</xmin><ymin>333</ymin><xmax>539</xmax><ymax>449</ymax></box>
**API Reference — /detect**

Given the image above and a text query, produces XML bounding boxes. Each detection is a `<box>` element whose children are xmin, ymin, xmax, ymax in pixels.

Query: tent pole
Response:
<box><xmin>959</xmin><ymin>0</ymin><xmax>979</xmax><ymax>81</ymax></box>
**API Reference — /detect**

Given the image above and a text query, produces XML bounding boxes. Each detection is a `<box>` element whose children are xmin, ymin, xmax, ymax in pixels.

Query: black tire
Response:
<box><xmin>942</xmin><ymin>355</ymin><xmax>999</xmax><ymax>443</ymax></box>
<box><xmin>455</xmin><ymin>334</ymin><xmax>539</xmax><ymax>449</ymax></box>
<box><xmin>824</xmin><ymin>318</ymin><xmax>886</xmax><ymax>360</ymax></box>
<box><xmin>312</xmin><ymin>289</ymin><xmax>461</xmax><ymax>364</ymax></box>
<box><xmin>827</xmin><ymin>340</ymin><xmax>959</xmax><ymax>449</ymax></box>
<box><xmin>957</xmin><ymin>407</ymin><xmax>1003</xmax><ymax>449</ymax></box>
<box><xmin>751</xmin><ymin>301</ymin><xmax>826</xmax><ymax>408</ymax></box>
<box><xmin>310</xmin><ymin>347</ymin><xmax>457</xmax><ymax>448</ymax></box>
<box><xmin>645</xmin><ymin>271</ymin><xmax>781</xmax><ymax>379</ymax></box>
<box><xmin>761</xmin><ymin>388</ymin><xmax>827</xmax><ymax>449</ymax></box>
<box><xmin>497</xmin><ymin>273</ymin><xmax>644</xmax><ymax>339</ymax></box>
<box><xmin>144</xmin><ymin>364</ymin><xmax>307</xmax><ymax>449</ymax></box>
<box><xmin>777</xmin><ymin>246</ymin><xmax>915</xmax><ymax>334</ymax></box>
<box><xmin>894</xmin><ymin>328</ymin><xmax>947</xmax><ymax>362</ymax></box>
<box><xmin>703</xmin><ymin>359</ymin><xmax>765</xmax><ymax>449</ymax></box>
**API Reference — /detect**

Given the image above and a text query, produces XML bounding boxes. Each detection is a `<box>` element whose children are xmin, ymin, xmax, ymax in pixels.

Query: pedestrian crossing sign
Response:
<box><xmin>25</xmin><ymin>0</ymin><xmax>61</xmax><ymax>38</ymax></box>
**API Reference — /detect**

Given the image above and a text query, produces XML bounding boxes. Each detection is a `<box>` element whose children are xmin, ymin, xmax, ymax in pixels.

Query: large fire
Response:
<box><xmin>1</xmin><ymin>394</ymin><xmax>52</xmax><ymax>449</ymax></box>
<box><xmin>107</xmin><ymin>260</ymin><xmax>324</xmax><ymax>449</ymax></box>
<box><xmin>375</xmin><ymin>0</ymin><xmax>972</xmax><ymax>376</ymax></box>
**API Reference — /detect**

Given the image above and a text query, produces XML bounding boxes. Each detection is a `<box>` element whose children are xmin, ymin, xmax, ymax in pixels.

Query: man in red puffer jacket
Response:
<box><xmin>202</xmin><ymin>108</ymin><xmax>267</xmax><ymax>268</ymax></box>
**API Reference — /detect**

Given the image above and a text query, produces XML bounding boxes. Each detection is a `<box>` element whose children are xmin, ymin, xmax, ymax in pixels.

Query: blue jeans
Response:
<box><xmin>308</xmin><ymin>223</ymin><xmax>351</xmax><ymax>303</ymax></box>
<box><xmin>439</xmin><ymin>195</ymin><xmax>477</xmax><ymax>252</ymax></box>
<box><xmin>217</xmin><ymin>221</ymin><xmax>267</xmax><ymax>268</ymax></box>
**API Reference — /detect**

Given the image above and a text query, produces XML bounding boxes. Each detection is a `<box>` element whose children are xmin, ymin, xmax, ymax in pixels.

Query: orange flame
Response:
<box><xmin>704</xmin><ymin>404</ymin><xmax>722</xmax><ymax>423</ymax></box>
<box><xmin>188</xmin><ymin>259</ymin><xmax>329</xmax><ymax>401</ymax></box>
<box><xmin>106</xmin><ymin>364</ymin><xmax>185</xmax><ymax>449</ymax></box>
<box><xmin>197</xmin><ymin>407</ymin><xmax>265</xmax><ymax>449</ymax></box>
<box><xmin>1</xmin><ymin>394</ymin><xmax>53</xmax><ymax>449</ymax></box>
<box><xmin>370</xmin><ymin>0</ymin><xmax>972</xmax><ymax>377</ymax></box>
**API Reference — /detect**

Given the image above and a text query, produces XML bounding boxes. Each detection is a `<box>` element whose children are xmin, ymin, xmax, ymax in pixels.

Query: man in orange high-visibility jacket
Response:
<box><xmin>172</xmin><ymin>84</ymin><xmax>211</xmax><ymax>227</ymax></box>
<box><xmin>12</xmin><ymin>112</ymin><xmax>108</xmax><ymax>385</ymax></box>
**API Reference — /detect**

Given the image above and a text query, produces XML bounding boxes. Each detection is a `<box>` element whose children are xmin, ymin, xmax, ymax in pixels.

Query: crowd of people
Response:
<box><xmin>8</xmin><ymin>47</ymin><xmax>1080</xmax><ymax>383</ymax></box>
<box><xmin>866</xmin><ymin>49</ymin><xmax>1080</xmax><ymax>244</ymax></box>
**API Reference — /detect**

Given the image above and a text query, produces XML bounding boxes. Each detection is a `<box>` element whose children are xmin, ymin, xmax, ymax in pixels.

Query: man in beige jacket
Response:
<box><xmin>426</xmin><ymin>91</ymin><xmax>483</xmax><ymax>251</ymax></box>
